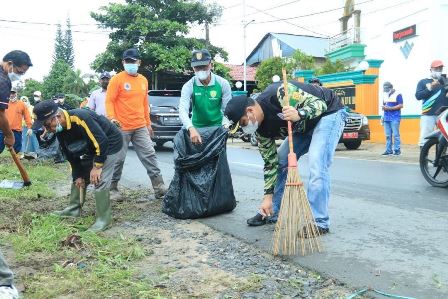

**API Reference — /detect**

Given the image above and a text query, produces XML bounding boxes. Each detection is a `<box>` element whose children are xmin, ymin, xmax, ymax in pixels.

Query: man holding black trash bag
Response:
<box><xmin>163</xmin><ymin>49</ymin><xmax>235</xmax><ymax>219</ymax></box>
<box><xmin>178</xmin><ymin>49</ymin><xmax>232</xmax><ymax>143</ymax></box>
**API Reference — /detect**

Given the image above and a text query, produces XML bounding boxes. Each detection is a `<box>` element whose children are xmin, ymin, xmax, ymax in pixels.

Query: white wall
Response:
<box><xmin>361</xmin><ymin>0</ymin><xmax>448</xmax><ymax>115</ymax></box>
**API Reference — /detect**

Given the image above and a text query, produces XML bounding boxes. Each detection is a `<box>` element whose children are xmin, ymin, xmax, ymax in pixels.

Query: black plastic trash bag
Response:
<box><xmin>163</xmin><ymin>126</ymin><xmax>236</xmax><ymax>219</ymax></box>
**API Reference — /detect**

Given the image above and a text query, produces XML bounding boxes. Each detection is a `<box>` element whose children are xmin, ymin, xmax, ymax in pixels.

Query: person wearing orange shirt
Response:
<box><xmin>106</xmin><ymin>48</ymin><xmax>166</xmax><ymax>199</ymax></box>
<box><xmin>0</xmin><ymin>89</ymin><xmax>32</xmax><ymax>154</ymax></box>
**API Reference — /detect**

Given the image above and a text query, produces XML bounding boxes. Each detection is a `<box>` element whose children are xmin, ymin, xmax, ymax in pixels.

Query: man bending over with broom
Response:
<box><xmin>225</xmin><ymin>80</ymin><xmax>346</xmax><ymax>235</ymax></box>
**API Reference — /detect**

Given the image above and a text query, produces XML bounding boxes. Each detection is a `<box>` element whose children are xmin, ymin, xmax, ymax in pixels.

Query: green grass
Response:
<box><xmin>8</xmin><ymin>213</ymin><xmax>166</xmax><ymax>298</ymax></box>
<box><xmin>0</xmin><ymin>155</ymin><xmax>68</xmax><ymax>200</ymax></box>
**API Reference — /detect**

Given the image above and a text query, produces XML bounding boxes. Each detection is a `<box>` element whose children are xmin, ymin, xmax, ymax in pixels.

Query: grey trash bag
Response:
<box><xmin>163</xmin><ymin>126</ymin><xmax>236</xmax><ymax>219</ymax></box>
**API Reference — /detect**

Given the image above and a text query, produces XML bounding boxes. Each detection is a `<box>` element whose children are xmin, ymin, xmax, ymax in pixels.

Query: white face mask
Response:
<box><xmin>7</xmin><ymin>63</ymin><xmax>22</xmax><ymax>82</ymax></box>
<box><xmin>431</xmin><ymin>70</ymin><xmax>442</xmax><ymax>80</ymax></box>
<box><xmin>34</xmin><ymin>96</ymin><xmax>41</xmax><ymax>102</ymax></box>
<box><xmin>241</xmin><ymin>113</ymin><xmax>259</xmax><ymax>134</ymax></box>
<box><xmin>195</xmin><ymin>70</ymin><xmax>210</xmax><ymax>81</ymax></box>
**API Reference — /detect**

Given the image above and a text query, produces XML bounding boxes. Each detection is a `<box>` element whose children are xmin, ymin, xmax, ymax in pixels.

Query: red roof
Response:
<box><xmin>225</xmin><ymin>64</ymin><xmax>257</xmax><ymax>81</ymax></box>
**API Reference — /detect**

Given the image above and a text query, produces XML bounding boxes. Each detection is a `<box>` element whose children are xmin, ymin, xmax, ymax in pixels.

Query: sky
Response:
<box><xmin>0</xmin><ymin>0</ymin><xmax>396</xmax><ymax>81</ymax></box>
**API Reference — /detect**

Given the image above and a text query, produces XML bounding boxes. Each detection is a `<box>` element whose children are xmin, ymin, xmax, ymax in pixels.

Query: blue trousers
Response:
<box><xmin>383</xmin><ymin>120</ymin><xmax>401</xmax><ymax>153</ymax></box>
<box><xmin>271</xmin><ymin>109</ymin><xmax>347</xmax><ymax>229</ymax></box>
<box><xmin>0</xmin><ymin>130</ymin><xmax>22</xmax><ymax>153</ymax></box>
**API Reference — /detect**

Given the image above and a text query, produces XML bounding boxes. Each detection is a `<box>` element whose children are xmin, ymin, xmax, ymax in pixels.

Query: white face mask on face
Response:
<box><xmin>431</xmin><ymin>70</ymin><xmax>442</xmax><ymax>80</ymax></box>
<box><xmin>8</xmin><ymin>63</ymin><xmax>22</xmax><ymax>82</ymax></box>
<box><xmin>241</xmin><ymin>112</ymin><xmax>259</xmax><ymax>134</ymax></box>
<box><xmin>195</xmin><ymin>69</ymin><xmax>210</xmax><ymax>81</ymax></box>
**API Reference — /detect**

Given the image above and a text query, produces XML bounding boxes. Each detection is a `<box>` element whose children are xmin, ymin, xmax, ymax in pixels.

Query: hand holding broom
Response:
<box><xmin>272</xmin><ymin>69</ymin><xmax>322</xmax><ymax>256</ymax></box>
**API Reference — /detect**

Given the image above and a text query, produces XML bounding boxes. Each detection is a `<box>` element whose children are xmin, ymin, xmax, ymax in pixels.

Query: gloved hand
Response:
<box><xmin>26</xmin><ymin>129</ymin><xmax>33</xmax><ymax>137</ymax></box>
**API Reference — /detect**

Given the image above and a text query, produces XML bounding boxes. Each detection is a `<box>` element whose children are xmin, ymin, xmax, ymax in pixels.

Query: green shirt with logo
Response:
<box><xmin>191</xmin><ymin>79</ymin><xmax>223</xmax><ymax>127</ymax></box>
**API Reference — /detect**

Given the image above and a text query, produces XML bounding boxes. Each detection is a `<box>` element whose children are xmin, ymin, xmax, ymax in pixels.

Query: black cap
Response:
<box><xmin>100</xmin><ymin>71</ymin><xmax>111</xmax><ymax>79</ymax></box>
<box><xmin>383</xmin><ymin>81</ymin><xmax>393</xmax><ymax>88</ymax></box>
<box><xmin>308</xmin><ymin>77</ymin><xmax>322</xmax><ymax>86</ymax></box>
<box><xmin>191</xmin><ymin>49</ymin><xmax>212</xmax><ymax>67</ymax></box>
<box><xmin>122</xmin><ymin>48</ymin><xmax>140</xmax><ymax>61</ymax></box>
<box><xmin>56</xmin><ymin>93</ymin><xmax>65</xmax><ymax>99</ymax></box>
<box><xmin>224</xmin><ymin>95</ymin><xmax>250</xmax><ymax>125</ymax></box>
<box><xmin>33</xmin><ymin>100</ymin><xmax>59</xmax><ymax>122</ymax></box>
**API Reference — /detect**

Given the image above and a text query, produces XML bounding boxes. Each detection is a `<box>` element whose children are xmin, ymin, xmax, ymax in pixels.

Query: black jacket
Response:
<box><xmin>57</xmin><ymin>109</ymin><xmax>123</xmax><ymax>179</ymax></box>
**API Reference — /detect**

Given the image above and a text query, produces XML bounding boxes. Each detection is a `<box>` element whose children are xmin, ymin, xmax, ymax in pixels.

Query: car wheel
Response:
<box><xmin>155</xmin><ymin>141</ymin><xmax>165</xmax><ymax>149</ymax></box>
<box><xmin>250</xmin><ymin>133</ymin><xmax>258</xmax><ymax>146</ymax></box>
<box><xmin>344</xmin><ymin>140</ymin><xmax>362</xmax><ymax>150</ymax></box>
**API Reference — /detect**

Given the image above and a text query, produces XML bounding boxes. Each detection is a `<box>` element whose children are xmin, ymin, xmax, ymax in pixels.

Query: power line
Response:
<box><xmin>251</xmin><ymin>0</ymin><xmax>374</xmax><ymax>25</ymax></box>
<box><xmin>246</xmin><ymin>5</ymin><xmax>329</xmax><ymax>37</ymax></box>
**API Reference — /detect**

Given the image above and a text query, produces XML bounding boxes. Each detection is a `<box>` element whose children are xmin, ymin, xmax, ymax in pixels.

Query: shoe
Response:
<box><xmin>393</xmin><ymin>151</ymin><xmax>401</xmax><ymax>156</ymax></box>
<box><xmin>301</xmin><ymin>225</ymin><xmax>330</xmax><ymax>238</ymax></box>
<box><xmin>0</xmin><ymin>285</ymin><xmax>19</xmax><ymax>299</ymax></box>
<box><xmin>381</xmin><ymin>151</ymin><xmax>392</xmax><ymax>156</ymax></box>
<box><xmin>53</xmin><ymin>183</ymin><xmax>83</xmax><ymax>217</ymax></box>
<box><xmin>24</xmin><ymin>152</ymin><xmax>37</xmax><ymax>160</ymax></box>
<box><xmin>247</xmin><ymin>214</ymin><xmax>267</xmax><ymax>226</ymax></box>
<box><xmin>88</xmin><ymin>190</ymin><xmax>112</xmax><ymax>232</ymax></box>
<box><xmin>150</xmin><ymin>176</ymin><xmax>167</xmax><ymax>199</ymax></box>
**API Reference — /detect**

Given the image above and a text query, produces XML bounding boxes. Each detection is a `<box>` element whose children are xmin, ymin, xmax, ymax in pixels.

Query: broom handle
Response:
<box><xmin>282</xmin><ymin>68</ymin><xmax>294</xmax><ymax>154</ymax></box>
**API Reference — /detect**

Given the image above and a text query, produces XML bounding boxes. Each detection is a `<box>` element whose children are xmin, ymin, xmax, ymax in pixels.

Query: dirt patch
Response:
<box><xmin>2</xmin><ymin>186</ymin><xmax>367</xmax><ymax>298</ymax></box>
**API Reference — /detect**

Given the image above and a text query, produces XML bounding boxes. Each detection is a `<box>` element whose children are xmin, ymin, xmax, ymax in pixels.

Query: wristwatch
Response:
<box><xmin>297</xmin><ymin>109</ymin><xmax>307</xmax><ymax>119</ymax></box>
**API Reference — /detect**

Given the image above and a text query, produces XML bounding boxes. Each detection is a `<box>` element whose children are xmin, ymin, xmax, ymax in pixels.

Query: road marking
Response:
<box><xmin>230</xmin><ymin>162</ymin><xmax>263</xmax><ymax>169</ymax></box>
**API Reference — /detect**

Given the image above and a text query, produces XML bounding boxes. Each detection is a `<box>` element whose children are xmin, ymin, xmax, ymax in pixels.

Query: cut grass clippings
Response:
<box><xmin>6</xmin><ymin>213</ymin><xmax>164</xmax><ymax>298</ymax></box>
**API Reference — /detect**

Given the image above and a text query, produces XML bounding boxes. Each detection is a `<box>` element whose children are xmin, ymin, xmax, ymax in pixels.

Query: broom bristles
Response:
<box><xmin>272</xmin><ymin>167</ymin><xmax>323</xmax><ymax>256</ymax></box>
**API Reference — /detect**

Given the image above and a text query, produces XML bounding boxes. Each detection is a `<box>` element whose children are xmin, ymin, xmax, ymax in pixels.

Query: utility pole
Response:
<box><xmin>205</xmin><ymin>21</ymin><xmax>210</xmax><ymax>47</ymax></box>
<box><xmin>243</xmin><ymin>0</ymin><xmax>247</xmax><ymax>92</ymax></box>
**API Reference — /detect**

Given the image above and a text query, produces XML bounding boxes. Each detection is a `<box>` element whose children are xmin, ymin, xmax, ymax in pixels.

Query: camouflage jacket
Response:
<box><xmin>256</xmin><ymin>82</ymin><xmax>328</xmax><ymax>195</ymax></box>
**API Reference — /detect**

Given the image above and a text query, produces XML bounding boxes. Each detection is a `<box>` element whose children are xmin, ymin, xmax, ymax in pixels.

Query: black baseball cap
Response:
<box><xmin>224</xmin><ymin>95</ymin><xmax>251</xmax><ymax>126</ymax></box>
<box><xmin>122</xmin><ymin>48</ymin><xmax>140</xmax><ymax>61</ymax></box>
<box><xmin>100</xmin><ymin>71</ymin><xmax>111</xmax><ymax>79</ymax></box>
<box><xmin>191</xmin><ymin>49</ymin><xmax>212</xmax><ymax>67</ymax></box>
<box><xmin>33</xmin><ymin>100</ymin><xmax>59</xmax><ymax>122</ymax></box>
<box><xmin>309</xmin><ymin>77</ymin><xmax>322</xmax><ymax>86</ymax></box>
<box><xmin>56</xmin><ymin>93</ymin><xmax>65</xmax><ymax>99</ymax></box>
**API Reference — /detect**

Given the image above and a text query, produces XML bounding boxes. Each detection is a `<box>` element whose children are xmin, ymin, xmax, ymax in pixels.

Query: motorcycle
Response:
<box><xmin>420</xmin><ymin>107</ymin><xmax>448</xmax><ymax>187</ymax></box>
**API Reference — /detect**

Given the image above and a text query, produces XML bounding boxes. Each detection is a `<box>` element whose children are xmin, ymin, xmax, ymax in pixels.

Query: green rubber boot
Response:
<box><xmin>88</xmin><ymin>190</ymin><xmax>112</xmax><ymax>232</ymax></box>
<box><xmin>53</xmin><ymin>184</ymin><xmax>83</xmax><ymax>217</ymax></box>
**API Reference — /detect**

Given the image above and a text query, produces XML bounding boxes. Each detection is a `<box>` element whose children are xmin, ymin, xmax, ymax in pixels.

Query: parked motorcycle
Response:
<box><xmin>420</xmin><ymin>107</ymin><xmax>448</xmax><ymax>187</ymax></box>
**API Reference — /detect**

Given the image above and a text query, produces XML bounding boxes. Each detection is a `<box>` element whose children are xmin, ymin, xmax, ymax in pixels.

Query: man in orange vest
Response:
<box><xmin>106</xmin><ymin>48</ymin><xmax>166</xmax><ymax>200</ymax></box>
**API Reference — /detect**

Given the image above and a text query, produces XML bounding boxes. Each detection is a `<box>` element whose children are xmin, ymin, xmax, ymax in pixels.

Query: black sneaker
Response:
<box><xmin>381</xmin><ymin>151</ymin><xmax>392</xmax><ymax>156</ymax></box>
<box><xmin>247</xmin><ymin>214</ymin><xmax>267</xmax><ymax>226</ymax></box>
<box><xmin>302</xmin><ymin>225</ymin><xmax>330</xmax><ymax>238</ymax></box>
<box><xmin>393</xmin><ymin>151</ymin><xmax>401</xmax><ymax>156</ymax></box>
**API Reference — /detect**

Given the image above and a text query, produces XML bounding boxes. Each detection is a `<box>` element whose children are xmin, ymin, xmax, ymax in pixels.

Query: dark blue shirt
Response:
<box><xmin>383</xmin><ymin>91</ymin><xmax>403</xmax><ymax>122</ymax></box>
<box><xmin>415</xmin><ymin>78</ymin><xmax>448</xmax><ymax>115</ymax></box>
<box><xmin>0</xmin><ymin>69</ymin><xmax>12</xmax><ymax>110</ymax></box>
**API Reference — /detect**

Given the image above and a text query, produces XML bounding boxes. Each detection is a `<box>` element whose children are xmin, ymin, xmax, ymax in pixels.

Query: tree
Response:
<box><xmin>53</xmin><ymin>24</ymin><xmax>66</xmax><ymax>63</ymax></box>
<box><xmin>53</xmin><ymin>18</ymin><xmax>75</xmax><ymax>68</ymax></box>
<box><xmin>90</xmin><ymin>0</ymin><xmax>227</xmax><ymax>75</ymax></box>
<box><xmin>42</xmin><ymin>60</ymin><xmax>74</xmax><ymax>98</ymax></box>
<box><xmin>213</xmin><ymin>62</ymin><xmax>231</xmax><ymax>82</ymax></box>
<box><xmin>315</xmin><ymin>59</ymin><xmax>348</xmax><ymax>75</ymax></box>
<box><xmin>64</xmin><ymin>17</ymin><xmax>75</xmax><ymax>68</ymax></box>
<box><xmin>22</xmin><ymin>79</ymin><xmax>44</xmax><ymax>104</ymax></box>
<box><xmin>255</xmin><ymin>57</ymin><xmax>286</xmax><ymax>90</ymax></box>
<box><xmin>286</xmin><ymin>49</ymin><xmax>315</xmax><ymax>71</ymax></box>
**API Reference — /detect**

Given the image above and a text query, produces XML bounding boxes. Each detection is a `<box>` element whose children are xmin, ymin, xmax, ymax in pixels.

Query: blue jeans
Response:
<box><xmin>21</xmin><ymin>127</ymin><xmax>39</xmax><ymax>153</ymax></box>
<box><xmin>383</xmin><ymin>120</ymin><xmax>401</xmax><ymax>153</ymax></box>
<box><xmin>0</xmin><ymin>130</ymin><xmax>23</xmax><ymax>153</ymax></box>
<box><xmin>271</xmin><ymin>109</ymin><xmax>347</xmax><ymax>229</ymax></box>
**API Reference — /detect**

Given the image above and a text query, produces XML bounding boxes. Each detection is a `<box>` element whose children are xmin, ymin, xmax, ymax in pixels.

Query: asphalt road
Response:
<box><xmin>120</xmin><ymin>142</ymin><xmax>448</xmax><ymax>299</ymax></box>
